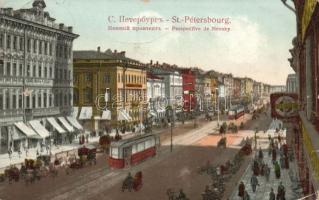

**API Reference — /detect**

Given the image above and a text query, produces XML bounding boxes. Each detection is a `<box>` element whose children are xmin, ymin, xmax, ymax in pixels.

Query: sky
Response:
<box><xmin>2</xmin><ymin>0</ymin><xmax>296</xmax><ymax>85</ymax></box>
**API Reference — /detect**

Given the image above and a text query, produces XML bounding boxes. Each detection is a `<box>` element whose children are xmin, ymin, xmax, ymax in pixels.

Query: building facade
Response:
<box><xmin>270</xmin><ymin>85</ymin><xmax>286</xmax><ymax>93</ymax></box>
<box><xmin>286</xmin><ymin>73</ymin><xmax>298</xmax><ymax>93</ymax></box>
<box><xmin>0</xmin><ymin>1</ymin><xmax>78</xmax><ymax>154</ymax></box>
<box><xmin>181</xmin><ymin>69</ymin><xmax>196</xmax><ymax>112</ymax></box>
<box><xmin>73</xmin><ymin>48</ymin><xmax>147</xmax><ymax>130</ymax></box>
<box><xmin>147</xmin><ymin>72</ymin><xmax>165</xmax><ymax>119</ymax></box>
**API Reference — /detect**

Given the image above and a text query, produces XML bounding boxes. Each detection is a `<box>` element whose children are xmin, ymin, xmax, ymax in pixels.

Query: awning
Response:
<box><xmin>79</xmin><ymin>107</ymin><xmax>92</xmax><ymax>120</ymax></box>
<box><xmin>122</xmin><ymin>109</ymin><xmax>132</xmax><ymax>121</ymax></box>
<box><xmin>117</xmin><ymin>110</ymin><xmax>127</xmax><ymax>121</ymax></box>
<box><xmin>66</xmin><ymin>116</ymin><xmax>83</xmax><ymax>130</ymax></box>
<box><xmin>29</xmin><ymin>120</ymin><xmax>50</xmax><ymax>138</ymax></box>
<box><xmin>14</xmin><ymin>122</ymin><xmax>39</xmax><ymax>138</ymax></box>
<box><xmin>72</xmin><ymin>107</ymin><xmax>79</xmax><ymax>118</ymax></box>
<box><xmin>47</xmin><ymin>117</ymin><xmax>66</xmax><ymax>134</ymax></box>
<box><xmin>58</xmin><ymin>117</ymin><xmax>74</xmax><ymax>132</ymax></box>
<box><xmin>101</xmin><ymin>110</ymin><xmax>111</xmax><ymax>120</ymax></box>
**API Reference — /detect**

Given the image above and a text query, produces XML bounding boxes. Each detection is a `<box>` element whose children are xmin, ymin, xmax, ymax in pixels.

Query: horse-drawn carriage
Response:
<box><xmin>70</xmin><ymin>145</ymin><xmax>97</xmax><ymax>169</ymax></box>
<box><xmin>4</xmin><ymin>166</ymin><xmax>19</xmax><ymax>183</ymax></box>
<box><xmin>217</xmin><ymin>137</ymin><xmax>227</xmax><ymax>148</ymax></box>
<box><xmin>122</xmin><ymin>171</ymin><xmax>143</xmax><ymax>192</ymax></box>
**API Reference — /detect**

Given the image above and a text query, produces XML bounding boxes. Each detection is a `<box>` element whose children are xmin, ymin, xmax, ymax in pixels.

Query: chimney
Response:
<box><xmin>59</xmin><ymin>23</ymin><xmax>64</xmax><ymax>30</ymax></box>
<box><xmin>97</xmin><ymin>46</ymin><xmax>101</xmax><ymax>52</ymax></box>
<box><xmin>68</xmin><ymin>26</ymin><xmax>73</xmax><ymax>33</ymax></box>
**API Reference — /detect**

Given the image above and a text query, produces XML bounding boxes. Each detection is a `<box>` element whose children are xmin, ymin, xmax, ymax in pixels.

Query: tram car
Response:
<box><xmin>228</xmin><ymin>106</ymin><xmax>245</xmax><ymax>120</ymax></box>
<box><xmin>108</xmin><ymin>133</ymin><xmax>160</xmax><ymax>169</ymax></box>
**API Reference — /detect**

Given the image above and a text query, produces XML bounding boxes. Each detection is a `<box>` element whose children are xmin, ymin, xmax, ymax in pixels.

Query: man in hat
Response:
<box><xmin>276</xmin><ymin>182</ymin><xmax>285</xmax><ymax>200</ymax></box>
<box><xmin>238</xmin><ymin>181</ymin><xmax>245</xmax><ymax>197</ymax></box>
<box><xmin>269</xmin><ymin>188</ymin><xmax>276</xmax><ymax>200</ymax></box>
<box><xmin>250</xmin><ymin>174</ymin><xmax>259</xmax><ymax>192</ymax></box>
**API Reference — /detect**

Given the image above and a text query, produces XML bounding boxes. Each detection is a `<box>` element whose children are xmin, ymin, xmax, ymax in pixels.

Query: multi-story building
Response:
<box><xmin>288</xmin><ymin>0</ymin><xmax>319</xmax><ymax>195</ymax></box>
<box><xmin>73</xmin><ymin>48</ymin><xmax>147</xmax><ymax>130</ymax></box>
<box><xmin>147</xmin><ymin>72</ymin><xmax>165</xmax><ymax>119</ymax></box>
<box><xmin>233</xmin><ymin>77</ymin><xmax>242</xmax><ymax>101</ymax></box>
<box><xmin>181</xmin><ymin>69</ymin><xmax>195</xmax><ymax>112</ymax></box>
<box><xmin>286</xmin><ymin>73</ymin><xmax>297</xmax><ymax>93</ymax></box>
<box><xmin>0</xmin><ymin>1</ymin><xmax>78</xmax><ymax>154</ymax></box>
<box><xmin>222</xmin><ymin>74</ymin><xmax>233</xmax><ymax>109</ymax></box>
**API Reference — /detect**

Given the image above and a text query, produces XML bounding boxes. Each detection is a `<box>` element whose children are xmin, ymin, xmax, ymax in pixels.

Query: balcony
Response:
<box><xmin>31</xmin><ymin>107</ymin><xmax>60</xmax><ymax>117</ymax></box>
<box><xmin>0</xmin><ymin>76</ymin><xmax>23</xmax><ymax>86</ymax></box>
<box><xmin>25</xmin><ymin>78</ymin><xmax>53</xmax><ymax>87</ymax></box>
<box><xmin>0</xmin><ymin>109</ymin><xmax>24</xmax><ymax>124</ymax></box>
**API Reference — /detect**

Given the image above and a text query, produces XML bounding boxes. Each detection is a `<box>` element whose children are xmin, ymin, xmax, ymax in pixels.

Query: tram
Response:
<box><xmin>108</xmin><ymin>133</ymin><xmax>160</xmax><ymax>169</ymax></box>
<box><xmin>228</xmin><ymin>106</ymin><xmax>245</xmax><ymax>120</ymax></box>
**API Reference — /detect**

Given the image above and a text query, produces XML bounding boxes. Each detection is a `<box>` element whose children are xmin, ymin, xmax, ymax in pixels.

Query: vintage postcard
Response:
<box><xmin>0</xmin><ymin>0</ymin><xmax>316</xmax><ymax>200</ymax></box>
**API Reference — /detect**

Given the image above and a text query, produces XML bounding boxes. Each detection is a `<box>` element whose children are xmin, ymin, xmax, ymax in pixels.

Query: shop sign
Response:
<box><xmin>301</xmin><ymin>122</ymin><xmax>319</xmax><ymax>180</ymax></box>
<box><xmin>270</xmin><ymin>93</ymin><xmax>299</xmax><ymax>120</ymax></box>
<box><xmin>302</xmin><ymin>0</ymin><xmax>317</xmax><ymax>40</ymax></box>
<box><xmin>126</xmin><ymin>83</ymin><xmax>142</xmax><ymax>88</ymax></box>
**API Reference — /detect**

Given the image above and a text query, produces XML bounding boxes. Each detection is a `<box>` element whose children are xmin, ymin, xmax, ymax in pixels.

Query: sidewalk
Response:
<box><xmin>230</xmin><ymin>119</ymin><xmax>300</xmax><ymax>200</ymax></box>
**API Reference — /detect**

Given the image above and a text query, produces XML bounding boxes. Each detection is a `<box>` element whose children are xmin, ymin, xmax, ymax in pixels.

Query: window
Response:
<box><xmin>117</xmin><ymin>73</ymin><xmax>120</xmax><ymax>82</ymax></box>
<box><xmin>0</xmin><ymin>33</ymin><xmax>3</xmax><ymax>48</ymax></box>
<box><xmin>49</xmin><ymin>94</ymin><xmax>52</xmax><ymax>107</ymax></box>
<box><xmin>38</xmin><ymin>93</ymin><xmax>41</xmax><ymax>107</ymax></box>
<box><xmin>32</xmin><ymin>94</ymin><xmax>36</xmax><ymax>108</ymax></box>
<box><xmin>33</xmin><ymin>65</ymin><xmax>36</xmax><ymax>77</ymax></box>
<box><xmin>33</xmin><ymin>39</ymin><xmax>37</xmax><ymax>53</ymax></box>
<box><xmin>6</xmin><ymin>34</ymin><xmax>11</xmax><ymax>49</ymax></box>
<box><xmin>49</xmin><ymin>43</ymin><xmax>52</xmax><ymax>56</ymax></box>
<box><xmin>13</xmin><ymin>36</ymin><xmax>17</xmax><ymax>50</ymax></box>
<box><xmin>64</xmin><ymin>69</ymin><xmax>67</xmax><ymax>80</ymax></box>
<box><xmin>49</xmin><ymin>67</ymin><xmax>52</xmax><ymax>78</ymax></box>
<box><xmin>111</xmin><ymin>147</ymin><xmax>118</xmax><ymax>158</ymax></box>
<box><xmin>38</xmin><ymin>64</ymin><xmax>42</xmax><ymax>77</ymax></box>
<box><xmin>27</xmin><ymin>38</ymin><xmax>31</xmax><ymax>52</ymax></box>
<box><xmin>18</xmin><ymin>94</ymin><xmax>22</xmax><ymax>108</ymax></box>
<box><xmin>19</xmin><ymin>37</ymin><xmax>23</xmax><ymax>51</ymax></box>
<box><xmin>64</xmin><ymin>94</ymin><xmax>67</xmax><ymax>106</ymax></box>
<box><xmin>27</xmin><ymin>64</ymin><xmax>31</xmax><ymax>77</ymax></box>
<box><xmin>12</xmin><ymin>63</ymin><xmax>16</xmax><ymax>76</ymax></box>
<box><xmin>12</xmin><ymin>93</ymin><xmax>16</xmax><ymax>109</ymax></box>
<box><xmin>0</xmin><ymin>61</ymin><xmax>3</xmax><ymax>76</ymax></box>
<box><xmin>44</xmin><ymin>42</ymin><xmax>47</xmax><ymax>55</ymax></box>
<box><xmin>44</xmin><ymin>92</ymin><xmax>47</xmax><ymax>107</ymax></box>
<box><xmin>44</xmin><ymin>66</ymin><xmax>47</xmax><ymax>78</ymax></box>
<box><xmin>85</xmin><ymin>73</ymin><xmax>92</xmax><ymax>81</ymax></box>
<box><xmin>39</xmin><ymin>41</ymin><xmax>42</xmax><ymax>54</ymax></box>
<box><xmin>19</xmin><ymin>64</ymin><xmax>23</xmax><ymax>76</ymax></box>
<box><xmin>137</xmin><ymin>142</ymin><xmax>145</xmax><ymax>152</ymax></box>
<box><xmin>73</xmin><ymin>88</ymin><xmax>79</xmax><ymax>105</ymax></box>
<box><xmin>6</xmin><ymin>62</ymin><xmax>10</xmax><ymax>76</ymax></box>
<box><xmin>84</xmin><ymin>87</ymin><xmax>92</xmax><ymax>104</ymax></box>
<box><xmin>0</xmin><ymin>92</ymin><xmax>3</xmax><ymax>110</ymax></box>
<box><xmin>105</xmin><ymin>74</ymin><xmax>110</xmax><ymax>83</ymax></box>
<box><xmin>5</xmin><ymin>90</ymin><xmax>9</xmax><ymax>109</ymax></box>
<box><xmin>64</xmin><ymin>46</ymin><xmax>67</xmax><ymax>58</ymax></box>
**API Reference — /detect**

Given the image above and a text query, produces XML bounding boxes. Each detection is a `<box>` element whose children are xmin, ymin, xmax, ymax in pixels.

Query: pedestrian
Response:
<box><xmin>272</xmin><ymin>147</ymin><xmax>277</xmax><ymax>163</ymax></box>
<box><xmin>284</xmin><ymin>156</ymin><xmax>289</xmax><ymax>169</ymax></box>
<box><xmin>253</xmin><ymin>159</ymin><xmax>260</xmax><ymax>176</ymax></box>
<box><xmin>258</xmin><ymin>147</ymin><xmax>263</xmax><ymax>160</ymax></box>
<box><xmin>280</xmin><ymin>156</ymin><xmax>284</xmax><ymax>169</ymax></box>
<box><xmin>274</xmin><ymin>161</ymin><xmax>281</xmax><ymax>179</ymax></box>
<box><xmin>178</xmin><ymin>189</ymin><xmax>187</xmax><ymax>199</ymax></box>
<box><xmin>269</xmin><ymin>188</ymin><xmax>276</xmax><ymax>200</ymax></box>
<box><xmin>36</xmin><ymin>149</ymin><xmax>39</xmax><ymax>156</ymax></box>
<box><xmin>8</xmin><ymin>149</ymin><xmax>12</xmax><ymax>160</ymax></box>
<box><xmin>276</xmin><ymin>182</ymin><xmax>286</xmax><ymax>200</ymax></box>
<box><xmin>86</xmin><ymin>134</ymin><xmax>89</xmax><ymax>143</ymax></box>
<box><xmin>250</xmin><ymin>174</ymin><xmax>259</xmax><ymax>192</ymax></box>
<box><xmin>243</xmin><ymin>190</ymin><xmax>250</xmax><ymax>200</ymax></box>
<box><xmin>238</xmin><ymin>181</ymin><xmax>245</xmax><ymax>198</ymax></box>
<box><xmin>265</xmin><ymin>164</ymin><xmax>270</xmax><ymax>182</ymax></box>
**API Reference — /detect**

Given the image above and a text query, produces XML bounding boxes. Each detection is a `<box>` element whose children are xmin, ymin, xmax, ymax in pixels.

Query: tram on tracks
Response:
<box><xmin>228</xmin><ymin>106</ymin><xmax>245</xmax><ymax>120</ymax></box>
<box><xmin>108</xmin><ymin>133</ymin><xmax>160</xmax><ymax>169</ymax></box>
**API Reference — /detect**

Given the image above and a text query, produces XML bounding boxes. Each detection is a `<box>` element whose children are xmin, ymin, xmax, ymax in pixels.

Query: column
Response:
<box><xmin>47</xmin><ymin>89</ymin><xmax>50</xmax><ymax>108</ymax></box>
<box><xmin>35</xmin><ymin>90</ymin><xmax>39</xmax><ymax>108</ymax></box>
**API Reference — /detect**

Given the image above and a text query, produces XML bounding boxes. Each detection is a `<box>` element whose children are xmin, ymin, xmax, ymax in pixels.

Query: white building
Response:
<box><xmin>147</xmin><ymin>73</ymin><xmax>166</xmax><ymax>118</ymax></box>
<box><xmin>0</xmin><ymin>0</ymin><xmax>79</xmax><ymax>154</ymax></box>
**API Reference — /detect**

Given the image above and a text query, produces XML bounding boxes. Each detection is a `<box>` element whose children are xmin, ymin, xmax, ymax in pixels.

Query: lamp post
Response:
<box><xmin>169</xmin><ymin>106</ymin><xmax>174</xmax><ymax>152</ymax></box>
<box><xmin>215</xmin><ymin>88</ymin><xmax>220</xmax><ymax>128</ymax></box>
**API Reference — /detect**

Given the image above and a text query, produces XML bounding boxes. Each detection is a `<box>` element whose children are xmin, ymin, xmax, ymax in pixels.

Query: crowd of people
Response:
<box><xmin>238</xmin><ymin>134</ymin><xmax>289</xmax><ymax>200</ymax></box>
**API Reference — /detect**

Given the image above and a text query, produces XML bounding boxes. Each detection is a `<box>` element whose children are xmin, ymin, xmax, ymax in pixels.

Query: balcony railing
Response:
<box><xmin>25</xmin><ymin>78</ymin><xmax>53</xmax><ymax>86</ymax></box>
<box><xmin>31</xmin><ymin>107</ymin><xmax>60</xmax><ymax>117</ymax></box>
<box><xmin>0</xmin><ymin>76</ymin><xmax>23</xmax><ymax>85</ymax></box>
<box><xmin>0</xmin><ymin>109</ymin><xmax>24</xmax><ymax>124</ymax></box>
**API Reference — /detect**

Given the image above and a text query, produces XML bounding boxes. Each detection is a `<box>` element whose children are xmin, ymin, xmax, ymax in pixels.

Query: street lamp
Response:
<box><xmin>215</xmin><ymin>88</ymin><xmax>220</xmax><ymax>128</ymax></box>
<box><xmin>167</xmin><ymin>106</ymin><xmax>174</xmax><ymax>152</ymax></box>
